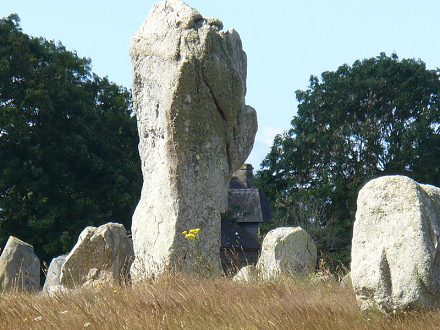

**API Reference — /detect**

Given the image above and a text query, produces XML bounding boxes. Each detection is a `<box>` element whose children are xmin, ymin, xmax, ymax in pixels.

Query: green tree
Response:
<box><xmin>0</xmin><ymin>14</ymin><xmax>142</xmax><ymax>262</ymax></box>
<box><xmin>256</xmin><ymin>53</ymin><xmax>440</xmax><ymax>265</ymax></box>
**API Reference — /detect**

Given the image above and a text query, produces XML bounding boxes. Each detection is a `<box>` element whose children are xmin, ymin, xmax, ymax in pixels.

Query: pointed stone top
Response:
<box><xmin>130</xmin><ymin>0</ymin><xmax>225</xmax><ymax>60</ymax></box>
<box><xmin>4</xmin><ymin>236</ymin><xmax>34</xmax><ymax>249</ymax></box>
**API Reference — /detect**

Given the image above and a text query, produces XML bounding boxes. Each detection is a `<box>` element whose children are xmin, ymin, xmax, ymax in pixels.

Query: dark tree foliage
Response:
<box><xmin>256</xmin><ymin>53</ymin><xmax>440</xmax><ymax>265</ymax></box>
<box><xmin>0</xmin><ymin>14</ymin><xmax>142</xmax><ymax>262</ymax></box>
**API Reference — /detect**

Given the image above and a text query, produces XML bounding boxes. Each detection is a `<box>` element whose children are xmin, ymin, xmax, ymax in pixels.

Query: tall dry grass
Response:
<box><xmin>1</xmin><ymin>274</ymin><xmax>440</xmax><ymax>329</ymax></box>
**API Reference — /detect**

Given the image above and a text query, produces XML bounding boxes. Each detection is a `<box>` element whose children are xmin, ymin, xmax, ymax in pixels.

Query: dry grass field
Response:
<box><xmin>1</xmin><ymin>274</ymin><xmax>440</xmax><ymax>330</ymax></box>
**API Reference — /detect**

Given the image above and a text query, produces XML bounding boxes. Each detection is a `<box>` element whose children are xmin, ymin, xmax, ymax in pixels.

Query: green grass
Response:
<box><xmin>1</xmin><ymin>274</ymin><xmax>440</xmax><ymax>329</ymax></box>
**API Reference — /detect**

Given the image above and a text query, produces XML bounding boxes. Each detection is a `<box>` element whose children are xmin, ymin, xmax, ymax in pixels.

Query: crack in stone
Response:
<box><xmin>202</xmin><ymin>74</ymin><xmax>226</xmax><ymax>121</ymax></box>
<box><xmin>201</xmin><ymin>73</ymin><xmax>232</xmax><ymax>171</ymax></box>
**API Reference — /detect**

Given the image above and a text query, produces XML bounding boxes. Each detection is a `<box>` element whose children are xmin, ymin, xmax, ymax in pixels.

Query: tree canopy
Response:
<box><xmin>0</xmin><ymin>14</ymin><xmax>142</xmax><ymax>262</ymax></box>
<box><xmin>256</xmin><ymin>53</ymin><xmax>440</xmax><ymax>265</ymax></box>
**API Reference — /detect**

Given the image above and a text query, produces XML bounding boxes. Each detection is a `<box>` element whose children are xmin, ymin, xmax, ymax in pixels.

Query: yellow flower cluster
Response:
<box><xmin>182</xmin><ymin>228</ymin><xmax>201</xmax><ymax>241</ymax></box>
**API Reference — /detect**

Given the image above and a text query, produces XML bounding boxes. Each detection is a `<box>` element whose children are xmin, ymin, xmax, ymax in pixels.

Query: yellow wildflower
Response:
<box><xmin>182</xmin><ymin>228</ymin><xmax>201</xmax><ymax>240</ymax></box>
<box><xmin>185</xmin><ymin>233</ymin><xmax>197</xmax><ymax>240</ymax></box>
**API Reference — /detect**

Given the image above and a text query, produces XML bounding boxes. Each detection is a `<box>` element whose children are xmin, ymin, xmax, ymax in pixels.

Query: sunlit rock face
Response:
<box><xmin>232</xmin><ymin>227</ymin><xmax>317</xmax><ymax>283</ymax></box>
<box><xmin>256</xmin><ymin>227</ymin><xmax>317</xmax><ymax>281</ymax></box>
<box><xmin>60</xmin><ymin>223</ymin><xmax>133</xmax><ymax>288</ymax></box>
<box><xmin>42</xmin><ymin>255</ymin><xmax>67</xmax><ymax>295</ymax></box>
<box><xmin>352</xmin><ymin>175</ymin><xmax>440</xmax><ymax>313</ymax></box>
<box><xmin>130</xmin><ymin>0</ymin><xmax>257</xmax><ymax>279</ymax></box>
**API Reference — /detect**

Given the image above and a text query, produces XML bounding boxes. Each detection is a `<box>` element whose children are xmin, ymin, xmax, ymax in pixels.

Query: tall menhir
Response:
<box><xmin>129</xmin><ymin>0</ymin><xmax>257</xmax><ymax>279</ymax></box>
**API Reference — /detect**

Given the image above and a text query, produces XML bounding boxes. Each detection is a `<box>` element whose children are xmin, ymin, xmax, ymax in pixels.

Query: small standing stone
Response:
<box><xmin>42</xmin><ymin>255</ymin><xmax>67</xmax><ymax>294</ymax></box>
<box><xmin>60</xmin><ymin>223</ymin><xmax>133</xmax><ymax>288</ymax></box>
<box><xmin>256</xmin><ymin>227</ymin><xmax>317</xmax><ymax>281</ymax></box>
<box><xmin>0</xmin><ymin>236</ymin><xmax>40</xmax><ymax>292</ymax></box>
<box><xmin>232</xmin><ymin>265</ymin><xmax>257</xmax><ymax>282</ymax></box>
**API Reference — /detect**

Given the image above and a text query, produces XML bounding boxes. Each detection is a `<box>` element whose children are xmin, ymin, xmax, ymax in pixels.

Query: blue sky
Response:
<box><xmin>2</xmin><ymin>0</ymin><xmax>440</xmax><ymax>169</ymax></box>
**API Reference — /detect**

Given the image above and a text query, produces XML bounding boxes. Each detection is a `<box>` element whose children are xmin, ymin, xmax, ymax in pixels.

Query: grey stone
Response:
<box><xmin>42</xmin><ymin>255</ymin><xmax>67</xmax><ymax>294</ymax></box>
<box><xmin>0</xmin><ymin>236</ymin><xmax>40</xmax><ymax>292</ymax></box>
<box><xmin>130</xmin><ymin>0</ymin><xmax>257</xmax><ymax>279</ymax></box>
<box><xmin>60</xmin><ymin>223</ymin><xmax>133</xmax><ymax>288</ymax></box>
<box><xmin>352</xmin><ymin>175</ymin><xmax>440</xmax><ymax>312</ymax></box>
<box><xmin>256</xmin><ymin>227</ymin><xmax>317</xmax><ymax>281</ymax></box>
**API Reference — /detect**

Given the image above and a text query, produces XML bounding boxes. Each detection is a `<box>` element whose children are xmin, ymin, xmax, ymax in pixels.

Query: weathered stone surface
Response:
<box><xmin>352</xmin><ymin>175</ymin><xmax>440</xmax><ymax>312</ymax></box>
<box><xmin>0</xmin><ymin>236</ymin><xmax>40</xmax><ymax>292</ymax></box>
<box><xmin>60</xmin><ymin>223</ymin><xmax>133</xmax><ymax>288</ymax></box>
<box><xmin>42</xmin><ymin>255</ymin><xmax>67</xmax><ymax>294</ymax></box>
<box><xmin>130</xmin><ymin>0</ymin><xmax>257</xmax><ymax>279</ymax></box>
<box><xmin>232</xmin><ymin>265</ymin><xmax>257</xmax><ymax>283</ymax></box>
<box><xmin>256</xmin><ymin>227</ymin><xmax>317</xmax><ymax>281</ymax></box>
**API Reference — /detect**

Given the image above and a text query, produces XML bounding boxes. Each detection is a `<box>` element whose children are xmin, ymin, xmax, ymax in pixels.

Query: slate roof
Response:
<box><xmin>229</xmin><ymin>189</ymin><xmax>269</xmax><ymax>223</ymax></box>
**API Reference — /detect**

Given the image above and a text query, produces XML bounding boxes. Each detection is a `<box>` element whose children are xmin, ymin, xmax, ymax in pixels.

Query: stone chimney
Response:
<box><xmin>234</xmin><ymin>164</ymin><xmax>254</xmax><ymax>188</ymax></box>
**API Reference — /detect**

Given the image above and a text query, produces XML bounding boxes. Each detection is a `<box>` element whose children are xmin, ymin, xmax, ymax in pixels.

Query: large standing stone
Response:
<box><xmin>0</xmin><ymin>236</ymin><xmax>40</xmax><ymax>292</ymax></box>
<box><xmin>42</xmin><ymin>255</ymin><xmax>67</xmax><ymax>294</ymax></box>
<box><xmin>256</xmin><ymin>227</ymin><xmax>317</xmax><ymax>281</ymax></box>
<box><xmin>130</xmin><ymin>0</ymin><xmax>257</xmax><ymax>279</ymax></box>
<box><xmin>60</xmin><ymin>223</ymin><xmax>133</xmax><ymax>288</ymax></box>
<box><xmin>352</xmin><ymin>175</ymin><xmax>440</xmax><ymax>312</ymax></box>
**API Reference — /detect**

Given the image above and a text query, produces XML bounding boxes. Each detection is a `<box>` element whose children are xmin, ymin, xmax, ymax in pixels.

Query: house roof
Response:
<box><xmin>228</xmin><ymin>163</ymin><xmax>272</xmax><ymax>224</ymax></box>
<box><xmin>229</xmin><ymin>188</ymin><xmax>271</xmax><ymax>223</ymax></box>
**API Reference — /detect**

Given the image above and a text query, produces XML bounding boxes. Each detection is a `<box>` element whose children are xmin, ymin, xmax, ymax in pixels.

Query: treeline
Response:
<box><xmin>256</xmin><ymin>53</ymin><xmax>440</xmax><ymax>267</ymax></box>
<box><xmin>3</xmin><ymin>14</ymin><xmax>440</xmax><ymax>270</ymax></box>
<box><xmin>0</xmin><ymin>14</ymin><xmax>142</xmax><ymax>263</ymax></box>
